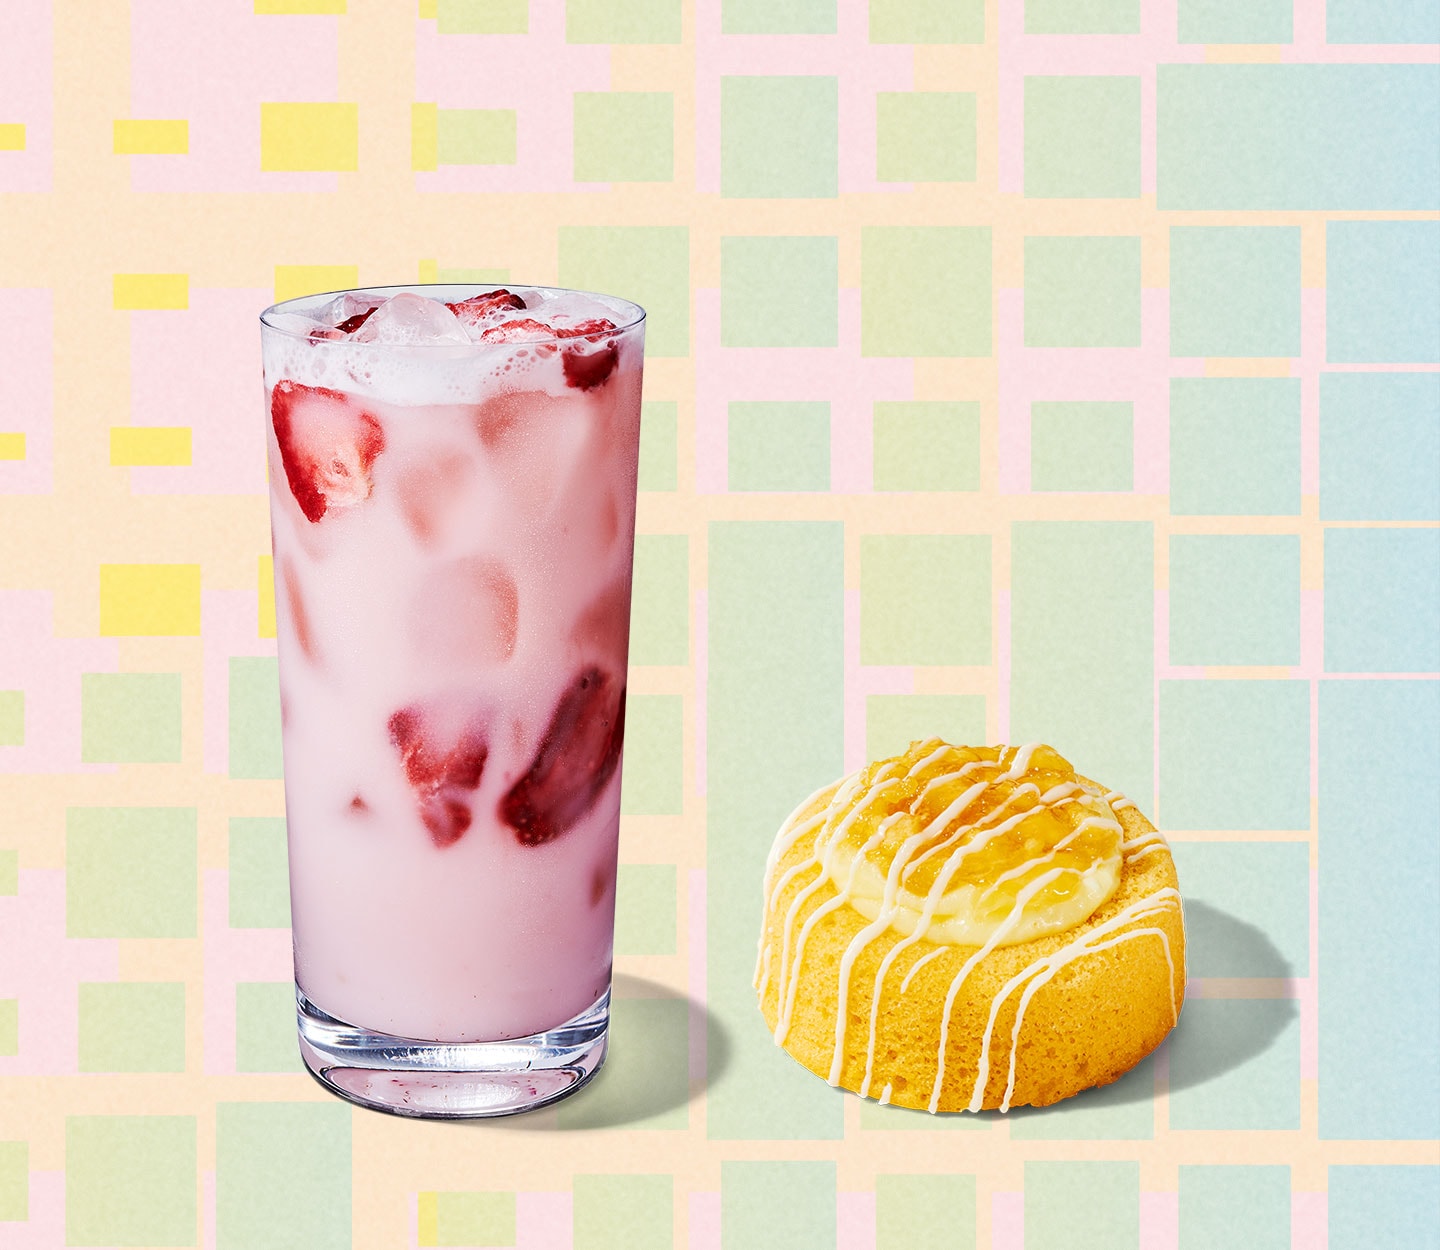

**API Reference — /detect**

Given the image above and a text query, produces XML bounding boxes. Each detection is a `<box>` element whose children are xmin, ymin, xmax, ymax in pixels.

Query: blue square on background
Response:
<box><xmin>1327</xmin><ymin>221</ymin><xmax>1440</xmax><ymax>363</ymax></box>
<box><xmin>1169</xmin><ymin>379</ymin><xmax>1300</xmax><ymax>516</ymax></box>
<box><xmin>1168</xmin><ymin>998</ymin><xmax>1301</xmax><ymax>1130</ymax></box>
<box><xmin>1169</xmin><ymin>534</ymin><xmax>1300</xmax><ymax>666</ymax></box>
<box><xmin>1327</xmin><ymin>0</ymin><xmax>1440</xmax><ymax>42</ymax></box>
<box><xmin>1328</xmin><ymin>1166</ymin><xmax>1440</xmax><ymax>1250</ymax></box>
<box><xmin>1170</xmin><ymin>226</ymin><xmax>1301</xmax><ymax>358</ymax></box>
<box><xmin>1170</xmin><ymin>841</ymin><xmax>1309</xmax><ymax>977</ymax></box>
<box><xmin>1320</xmin><ymin>372</ymin><xmax>1440</xmax><ymax>521</ymax></box>
<box><xmin>1324</xmin><ymin>528</ymin><xmax>1440</xmax><ymax>673</ymax></box>
<box><xmin>1179</xmin><ymin>1166</ymin><xmax>1291</xmax><ymax>1250</ymax></box>
<box><xmin>1160</xmin><ymin>680</ymin><xmax>1310</xmax><ymax>830</ymax></box>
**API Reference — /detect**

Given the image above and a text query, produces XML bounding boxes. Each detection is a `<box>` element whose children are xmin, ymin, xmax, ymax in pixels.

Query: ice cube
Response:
<box><xmin>316</xmin><ymin>291</ymin><xmax>385</xmax><ymax>327</ymax></box>
<box><xmin>264</xmin><ymin>311</ymin><xmax>325</xmax><ymax>338</ymax></box>
<box><xmin>410</xmin><ymin>556</ymin><xmax>519</xmax><ymax>669</ymax></box>
<box><xmin>532</xmin><ymin>291</ymin><xmax>616</xmax><ymax>330</ymax></box>
<box><xmin>353</xmin><ymin>292</ymin><xmax>470</xmax><ymax>346</ymax></box>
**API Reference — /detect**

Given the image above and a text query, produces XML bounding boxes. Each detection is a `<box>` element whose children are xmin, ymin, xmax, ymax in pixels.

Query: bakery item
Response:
<box><xmin>754</xmin><ymin>741</ymin><xmax>1185</xmax><ymax>1113</ymax></box>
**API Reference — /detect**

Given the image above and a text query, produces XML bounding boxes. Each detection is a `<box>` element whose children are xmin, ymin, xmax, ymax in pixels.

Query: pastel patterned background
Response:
<box><xmin>1</xmin><ymin>1</ymin><xmax>1437</xmax><ymax>1247</ymax></box>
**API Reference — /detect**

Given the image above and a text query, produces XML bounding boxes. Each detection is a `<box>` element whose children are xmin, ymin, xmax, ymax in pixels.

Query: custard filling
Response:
<box><xmin>815</xmin><ymin>741</ymin><xmax>1123</xmax><ymax>947</ymax></box>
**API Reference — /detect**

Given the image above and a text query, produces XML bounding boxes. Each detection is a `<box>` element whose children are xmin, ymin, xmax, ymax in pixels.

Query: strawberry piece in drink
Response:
<box><xmin>388</xmin><ymin>701</ymin><xmax>491</xmax><ymax>847</ymax></box>
<box><xmin>271</xmin><ymin>381</ymin><xmax>386</xmax><ymax>523</ymax></box>
<box><xmin>481</xmin><ymin>316</ymin><xmax>621</xmax><ymax>390</ymax></box>
<box><xmin>500</xmin><ymin>667</ymin><xmax>626</xmax><ymax>847</ymax></box>
<box><xmin>447</xmin><ymin>289</ymin><xmax>527</xmax><ymax>332</ymax></box>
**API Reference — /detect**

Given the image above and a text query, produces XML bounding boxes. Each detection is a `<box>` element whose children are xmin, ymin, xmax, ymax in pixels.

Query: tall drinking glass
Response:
<box><xmin>258</xmin><ymin>284</ymin><xmax>645</xmax><ymax>1117</ymax></box>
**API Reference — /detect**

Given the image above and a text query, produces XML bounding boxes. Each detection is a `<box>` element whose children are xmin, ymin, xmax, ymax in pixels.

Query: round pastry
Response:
<box><xmin>754</xmin><ymin>741</ymin><xmax>1185</xmax><ymax>1113</ymax></box>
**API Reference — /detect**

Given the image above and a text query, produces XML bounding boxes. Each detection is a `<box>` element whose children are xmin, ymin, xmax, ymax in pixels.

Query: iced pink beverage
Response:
<box><xmin>259</xmin><ymin>285</ymin><xmax>644</xmax><ymax>1116</ymax></box>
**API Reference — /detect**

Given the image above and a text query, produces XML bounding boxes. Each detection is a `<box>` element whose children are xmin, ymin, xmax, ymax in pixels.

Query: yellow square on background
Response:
<box><xmin>113</xmin><ymin>120</ymin><xmax>189</xmax><ymax>155</ymax></box>
<box><xmin>0</xmin><ymin>434</ymin><xmax>25</xmax><ymax>460</ymax></box>
<box><xmin>113</xmin><ymin>274</ymin><xmax>189</xmax><ymax>310</ymax></box>
<box><xmin>260</xmin><ymin>103</ymin><xmax>359</xmax><ymax>172</ymax></box>
<box><xmin>0</xmin><ymin>124</ymin><xmax>25</xmax><ymax>151</ymax></box>
<box><xmin>257</xmin><ymin>556</ymin><xmax>276</xmax><ymax>639</ymax></box>
<box><xmin>274</xmin><ymin>265</ymin><xmax>359</xmax><ymax>303</ymax></box>
<box><xmin>110</xmin><ymin>428</ymin><xmax>192</xmax><ymax>466</ymax></box>
<box><xmin>99</xmin><ymin>564</ymin><xmax>202</xmax><ymax>636</ymax></box>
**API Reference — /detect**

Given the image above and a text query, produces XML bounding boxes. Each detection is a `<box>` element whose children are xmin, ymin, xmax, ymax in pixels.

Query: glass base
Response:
<box><xmin>296</xmin><ymin>985</ymin><xmax>609</xmax><ymax>1119</ymax></box>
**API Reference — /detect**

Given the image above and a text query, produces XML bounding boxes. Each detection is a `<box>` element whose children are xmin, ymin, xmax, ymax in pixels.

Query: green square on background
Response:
<box><xmin>1170</xmin><ymin>226</ymin><xmax>1301</xmax><ymax>358</ymax></box>
<box><xmin>436</xmin><ymin>109</ymin><xmax>516</xmax><ymax>165</ymax></box>
<box><xmin>1320</xmin><ymin>372</ymin><xmax>1440</xmax><ymax>521</ymax></box>
<box><xmin>862</xmin><ymin>227</ymin><xmax>992</xmax><ymax>356</ymax></box>
<box><xmin>66</xmin><ymin>806</ymin><xmax>197</xmax><ymax>939</ymax></box>
<box><xmin>1171</xmin><ymin>840</ymin><xmax>1309</xmax><ymax>976</ymax></box>
<box><xmin>620</xmin><ymin>694</ymin><xmax>683</xmax><ymax>815</ymax></box>
<box><xmin>1160</xmin><ymin>680</ymin><xmax>1309</xmax><ymax>829</ymax></box>
<box><xmin>229</xmin><ymin>657</ymin><xmax>282</xmax><ymax>779</ymax></box>
<box><xmin>630</xmin><ymin>534</ymin><xmax>689</xmax><ymax>665</ymax></box>
<box><xmin>1324</xmin><ymin>528</ymin><xmax>1440</xmax><ymax>673</ymax></box>
<box><xmin>1027</xmin><ymin>0</ymin><xmax>1140</xmax><ymax>32</ymax></box>
<box><xmin>723</xmin><ymin>0</ymin><xmax>834</xmax><ymax>33</ymax></box>
<box><xmin>721</xmin><ymin>1161</ymin><xmax>836</xmax><ymax>1250</ymax></box>
<box><xmin>81</xmin><ymin>672</ymin><xmax>182</xmax><ymax>763</ymax></box>
<box><xmin>860</xmin><ymin>535</ymin><xmax>991</xmax><ymax>665</ymax></box>
<box><xmin>66</xmin><ymin>1116</ymin><xmax>196</xmax><ymax>1247</ymax></box>
<box><xmin>865</xmin><ymin>694</ymin><xmax>986</xmax><ymax>761</ymax></box>
<box><xmin>614</xmin><ymin>863</ymin><xmax>677</xmax><ymax>956</ymax></box>
<box><xmin>0</xmin><ymin>691</ymin><xmax>22</xmax><ymax>745</ymax></box>
<box><xmin>0</xmin><ymin>999</ymin><xmax>16</xmax><ymax>1056</ymax></box>
<box><xmin>0</xmin><ymin>1141</ymin><xmax>25</xmax><ymax>1221</ymax></box>
<box><xmin>1026</xmin><ymin>1162</ymin><xmax>1139</xmax><ymax>1250</ymax></box>
<box><xmin>574</xmin><ymin>92</ymin><xmax>673</xmax><ymax>182</ymax></box>
<box><xmin>78</xmin><ymin>981</ymin><xmax>186</xmax><ymax>1073</ymax></box>
<box><xmin>436</xmin><ymin>0</ymin><xmax>527</xmax><ymax>34</ymax></box>
<box><xmin>729</xmin><ymin>401</ymin><xmax>830</xmax><ymax>491</ymax></box>
<box><xmin>1178</xmin><ymin>0</ymin><xmax>1293</xmax><ymax>42</ymax></box>
<box><xmin>1179</xmin><ymin>1166</ymin><xmax>1291</xmax><ymax>1250</ymax></box>
<box><xmin>567</xmin><ymin>0</ymin><xmax>681</xmax><ymax>42</ymax></box>
<box><xmin>1327</xmin><ymin>219</ymin><xmax>1440</xmax><ymax>364</ymax></box>
<box><xmin>0</xmin><ymin>849</ymin><xmax>15</xmax><ymax>895</ymax></box>
<box><xmin>876</xmin><ymin>1173</ymin><xmax>975</xmax><ymax>1250</ymax></box>
<box><xmin>721</xmin><ymin>236</ymin><xmax>838</xmax><ymax>347</ymax></box>
<box><xmin>427</xmin><ymin>1192</ymin><xmax>516</xmax><ymax>1247</ymax></box>
<box><xmin>1328</xmin><ymin>1166</ymin><xmax>1440</xmax><ymax>1250</ymax></box>
<box><xmin>873</xmin><ymin>401</ymin><xmax>981</xmax><ymax>491</ymax></box>
<box><xmin>1031</xmin><ymin>401</ymin><xmax>1133</xmax><ymax>491</ymax></box>
<box><xmin>555</xmin><ymin>996</ymin><xmax>688</xmax><ymax>1129</ymax></box>
<box><xmin>870</xmin><ymin>0</ymin><xmax>984</xmax><ymax>41</ymax></box>
<box><xmin>1025</xmin><ymin>77</ymin><xmax>1141</xmax><ymax>198</ymax></box>
<box><xmin>1169</xmin><ymin>999</ymin><xmax>1301</xmax><ymax>1129</ymax></box>
<box><xmin>236</xmin><ymin>982</ymin><xmax>302</xmax><ymax>1073</ymax></box>
<box><xmin>229</xmin><ymin>816</ymin><xmax>291</xmax><ymax>929</ymax></box>
<box><xmin>216</xmin><ymin>1102</ymin><xmax>351</xmax><ymax>1250</ymax></box>
<box><xmin>1169</xmin><ymin>534</ymin><xmax>1300</xmax><ymax>665</ymax></box>
<box><xmin>1009</xmin><ymin>1054</ymin><xmax>1156</xmax><ymax>1139</ymax></box>
<box><xmin>639</xmin><ymin>401</ymin><xmax>678</xmax><ymax>491</ymax></box>
<box><xmin>721</xmin><ymin>76</ymin><xmax>837</xmax><ymax>198</ymax></box>
<box><xmin>1169</xmin><ymin>378</ymin><xmax>1301</xmax><ymax>515</ymax></box>
<box><xmin>559</xmin><ymin>226</ymin><xmax>689</xmax><ymax>357</ymax></box>
<box><xmin>1025</xmin><ymin>235</ymin><xmax>1141</xmax><ymax>348</ymax></box>
<box><xmin>573</xmin><ymin>1174</ymin><xmax>673</xmax><ymax>1250</ymax></box>
<box><xmin>876</xmin><ymin>92</ymin><xmax>977</xmax><ymax>182</ymax></box>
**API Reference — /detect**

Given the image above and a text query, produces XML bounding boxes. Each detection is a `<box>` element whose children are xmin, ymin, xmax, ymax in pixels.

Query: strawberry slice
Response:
<box><xmin>271</xmin><ymin>380</ymin><xmax>386</xmax><ymax>524</ymax></box>
<box><xmin>480</xmin><ymin>316</ymin><xmax>620</xmax><ymax>390</ymax></box>
<box><xmin>388</xmin><ymin>701</ymin><xmax>490</xmax><ymax>847</ymax></box>
<box><xmin>500</xmin><ymin>666</ymin><xmax>626</xmax><ymax>847</ymax></box>
<box><xmin>478</xmin><ymin>317</ymin><xmax>559</xmax><ymax>346</ymax></box>
<box><xmin>447</xmin><ymin>289</ymin><xmax>527</xmax><ymax>331</ymax></box>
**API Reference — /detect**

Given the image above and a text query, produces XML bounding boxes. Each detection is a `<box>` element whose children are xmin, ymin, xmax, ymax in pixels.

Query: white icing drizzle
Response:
<box><xmin>899</xmin><ymin>945</ymin><xmax>948</xmax><ymax>993</ymax></box>
<box><xmin>961</xmin><ymin>887</ymin><xmax>1182</xmax><ymax>1112</ymax></box>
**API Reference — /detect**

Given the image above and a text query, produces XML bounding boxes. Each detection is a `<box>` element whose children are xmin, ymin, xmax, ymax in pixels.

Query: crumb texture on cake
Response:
<box><xmin>754</xmin><ymin>740</ymin><xmax>1186</xmax><ymax>1113</ymax></box>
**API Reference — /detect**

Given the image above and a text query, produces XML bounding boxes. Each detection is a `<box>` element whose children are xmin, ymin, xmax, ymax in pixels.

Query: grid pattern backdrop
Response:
<box><xmin>2</xmin><ymin>1</ymin><xmax>1438</xmax><ymax>1247</ymax></box>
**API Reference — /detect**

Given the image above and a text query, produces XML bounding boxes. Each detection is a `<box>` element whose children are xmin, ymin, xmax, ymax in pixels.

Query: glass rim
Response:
<box><xmin>259</xmin><ymin>282</ymin><xmax>647</xmax><ymax>349</ymax></box>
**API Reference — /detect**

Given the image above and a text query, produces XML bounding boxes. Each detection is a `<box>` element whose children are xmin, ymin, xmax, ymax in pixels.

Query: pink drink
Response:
<box><xmin>260</xmin><ymin>285</ymin><xmax>644</xmax><ymax>1114</ymax></box>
